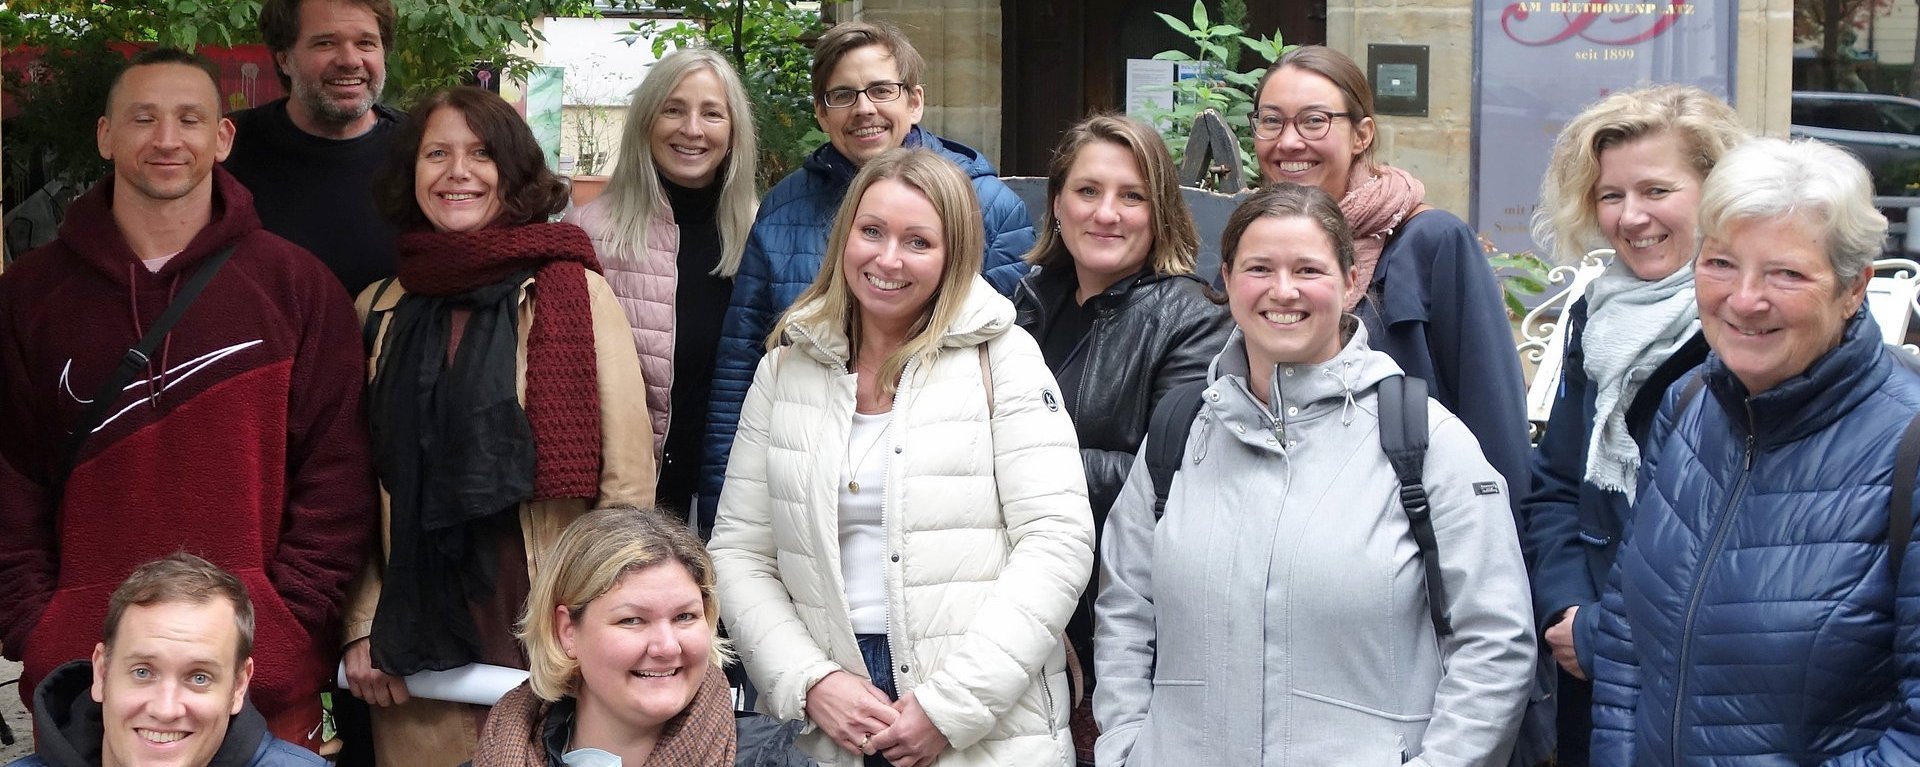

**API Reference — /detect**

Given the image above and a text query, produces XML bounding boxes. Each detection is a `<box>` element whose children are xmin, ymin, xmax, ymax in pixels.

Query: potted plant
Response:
<box><xmin>563</xmin><ymin>58</ymin><xmax>618</xmax><ymax>207</ymax></box>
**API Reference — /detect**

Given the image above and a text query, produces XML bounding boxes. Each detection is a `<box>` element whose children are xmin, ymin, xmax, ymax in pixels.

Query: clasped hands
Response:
<box><xmin>807</xmin><ymin>670</ymin><xmax>950</xmax><ymax>767</ymax></box>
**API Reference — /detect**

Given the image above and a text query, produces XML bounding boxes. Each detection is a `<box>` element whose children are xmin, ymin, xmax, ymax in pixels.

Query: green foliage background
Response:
<box><xmin>1136</xmin><ymin>0</ymin><xmax>1291</xmax><ymax>189</ymax></box>
<box><xmin>1</xmin><ymin>0</ymin><xmax>822</xmax><ymax>198</ymax></box>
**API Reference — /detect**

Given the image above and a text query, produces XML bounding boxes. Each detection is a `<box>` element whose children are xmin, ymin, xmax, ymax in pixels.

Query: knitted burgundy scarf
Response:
<box><xmin>396</xmin><ymin>222</ymin><xmax>605</xmax><ymax>500</ymax></box>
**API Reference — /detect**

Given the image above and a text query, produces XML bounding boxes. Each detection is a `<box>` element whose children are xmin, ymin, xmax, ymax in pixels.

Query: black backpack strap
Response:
<box><xmin>1891</xmin><ymin>412</ymin><xmax>1920</xmax><ymax>582</ymax></box>
<box><xmin>1675</xmin><ymin>370</ymin><xmax>1706</xmax><ymax>418</ymax></box>
<box><xmin>1379</xmin><ymin>375</ymin><xmax>1450</xmax><ymax>637</ymax></box>
<box><xmin>1146</xmin><ymin>380</ymin><xmax>1210</xmax><ymax>521</ymax></box>
<box><xmin>58</xmin><ymin>244</ymin><xmax>238</xmax><ymax>485</ymax></box>
<box><xmin>1885</xmin><ymin>349</ymin><xmax>1920</xmax><ymax>582</ymax></box>
<box><xmin>362</xmin><ymin>277</ymin><xmax>398</xmax><ymax>356</ymax></box>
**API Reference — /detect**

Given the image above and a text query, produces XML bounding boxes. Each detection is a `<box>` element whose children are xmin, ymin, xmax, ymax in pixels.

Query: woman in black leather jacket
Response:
<box><xmin>1012</xmin><ymin>113</ymin><xmax>1232</xmax><ymax>764</ymax></box>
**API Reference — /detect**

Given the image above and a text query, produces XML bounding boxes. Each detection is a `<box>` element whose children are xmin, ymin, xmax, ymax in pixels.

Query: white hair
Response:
<box><xmin>1697</xmin><ymin>137</ymin><xmax>1886</xmax><ymax>284</ymax></box>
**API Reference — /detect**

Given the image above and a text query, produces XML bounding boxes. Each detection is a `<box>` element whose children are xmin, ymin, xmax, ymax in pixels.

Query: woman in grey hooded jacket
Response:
<box><xmin>1093</xmin><ymin>183</ymin><xmax>1536</xmax><ymax>767</ymax></box>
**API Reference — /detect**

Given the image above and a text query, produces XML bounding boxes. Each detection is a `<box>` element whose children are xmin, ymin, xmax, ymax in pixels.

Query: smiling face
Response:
<box><xmin>91</xmin><ymin>600</ymin><xmax>251</xmax><ymax>767</ymax></box>
<box><xmin>560</xmin><ymin>562</ymin><xmax>713</xmax><ymax>742</ymax></box>
<box><xmin>1054</xmin><ymin>139</ymin><xmax>1154</xmax><ymax>295</ymax></box>
<box><xmin>651</xmin><ymin>67</ymin><xmax>732</xmax><ymax>188</ymax></box>
<box><xmin>1696</xmin><ymin>213</ymin><xmax>1867</xmax><ymax>395</ymax></box>
<box><xmin>1594</xmin><ymin>131</ymin><xmax>1706</xmax><ymax>281</ymax></box>
<box><xmin>97</xmin><ymin>63</ymin><xmax>235</xmax><ymax>205</ymax></box>
<box><xmin>412</xmin><ymin>106</ymin><xmax>502</xmax><ymax>233</ymax></box>
<box><xmin>814</xmin><ymin>44</ymin><xmax>924</xmax><ymax>167</ymax></box>
<box><xmin>1252</xmin><ymin>66</ymin><xmax>1374</xmax><ymax>200</ymax></box>
<box><xmin>842</xmin><ymin>178</ymin><xmax>947</xmax><ymax>338</ymax></box>
<box><xmin>277</xmin><ymin>0</ymin><xmax>386</xmax><ymax>138</ymax></box>
<box><xmin>1225</xmin><ymin>214</ymin><xmax>1355</xmax><ymax>370</ymax></box>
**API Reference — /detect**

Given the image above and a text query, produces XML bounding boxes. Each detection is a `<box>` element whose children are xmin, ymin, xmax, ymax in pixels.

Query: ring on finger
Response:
<box><xmin>860</xmin><ymin>733</ymin><xmax>872</xmax><ymax>751</ymax></box>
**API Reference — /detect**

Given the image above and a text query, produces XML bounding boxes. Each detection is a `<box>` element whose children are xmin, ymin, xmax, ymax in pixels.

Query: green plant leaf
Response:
<box><xmin>1192</xmin><ymin>0</ymin><xmax>1209</xmax><ymax>30</ymax></box>
<box><xmin>1152</xmin><ymin>50</ymin><xmax>1192</xmax><ymax>62</ymax></box>
<box><xmin>1154</xmin><ymin>11</ymin><xmax>1193</xmax><ymax>37</ymax></box>
<box><xmin>1239</xmin><ymin>35</ymin><xmax>1277</xmax><ymax>61</ymax></box>
<box><xmin>1209</xmin><ymin>24</ymin><xmax>1244</xmax><ymax>38</ymax></box>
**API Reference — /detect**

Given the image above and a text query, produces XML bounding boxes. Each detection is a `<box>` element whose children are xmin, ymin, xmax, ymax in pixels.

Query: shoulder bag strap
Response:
<box><xmin>1890</xmin><ymin>413</ymin><xmax>1920</xmax><ymax>582</ymax></box>
<box><xmin>361</xmin><ymin>276</ymin><xmax>397</xmax><ymax>356</ymax></box>
<box><xmin>58</xmin><ymin>244</ymin><xmax>238</xmax><ymax>486</ymax></box>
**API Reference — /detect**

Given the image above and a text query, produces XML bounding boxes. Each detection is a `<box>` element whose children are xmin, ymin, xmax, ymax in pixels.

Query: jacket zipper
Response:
<box><xmin>881</xmin><ymin>356</ymin><xmax>916</xmax><ymax>696</ymax></box>
<box><xmin>1040</xmin><ymin>656</ymin><xmax>1059</xmax><ymax>731</ymax></box>
<box><xmin>1670</xmin><ymin>400</ymin><xmax>1757</xmax><ymax>764</ymax></box>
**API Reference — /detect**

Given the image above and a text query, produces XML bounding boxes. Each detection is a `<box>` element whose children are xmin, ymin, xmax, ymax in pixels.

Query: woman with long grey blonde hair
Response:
<box><xmin>565</xmin><ymin>47</ymin><xmax>759</xmax><ymax>514</ymax></box>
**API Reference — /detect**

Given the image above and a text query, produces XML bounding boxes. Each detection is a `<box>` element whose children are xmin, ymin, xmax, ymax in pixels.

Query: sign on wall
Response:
<box><xmin>1473</xmin><ymin>0</ymin><xmax>1736</xmax><ymax>258</ymax></box>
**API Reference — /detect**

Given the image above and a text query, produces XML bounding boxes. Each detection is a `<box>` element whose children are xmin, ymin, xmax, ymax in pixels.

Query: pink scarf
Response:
<box><xmin>1338</xmin><ymin>164</ymin><xmax>1427</xmax><ymax>310</ymax></box>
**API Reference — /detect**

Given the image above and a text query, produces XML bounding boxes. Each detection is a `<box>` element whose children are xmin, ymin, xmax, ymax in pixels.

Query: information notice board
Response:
<box><xmin>1473</xmin><ymin>0</ymin><xmax>1736</xmax><ymax>258</ymax></box>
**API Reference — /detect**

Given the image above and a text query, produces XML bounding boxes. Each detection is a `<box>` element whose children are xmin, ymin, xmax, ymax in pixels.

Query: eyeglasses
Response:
<box><xmin>822</xmin><ymin>81</ymin><xmax>910</xmax><ymax>109</ymax></box>
<box><xmin>1249</xmin><ymin>109</ymin><xmax>1351</xmax><ymax>141</ymax></box>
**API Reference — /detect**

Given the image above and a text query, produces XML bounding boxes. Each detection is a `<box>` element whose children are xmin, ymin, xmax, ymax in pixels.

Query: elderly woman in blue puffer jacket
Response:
<box><xmin>1588</xmin><ymin>137</ymin><xmax>1920</xmax><ymax>765</ymax></box>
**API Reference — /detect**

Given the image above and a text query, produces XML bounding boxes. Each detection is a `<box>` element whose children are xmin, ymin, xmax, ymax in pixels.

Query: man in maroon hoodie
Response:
<box><xmin>0</xmin><ymin>48</ymin><xmax>376</xmax><ymax>752</ymax></box>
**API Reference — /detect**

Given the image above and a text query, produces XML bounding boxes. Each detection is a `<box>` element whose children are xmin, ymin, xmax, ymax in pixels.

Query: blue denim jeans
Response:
<box><xmin>856</xmin><ymin>634</ymin><xmax>898</xmax><ymax>767</ymax></box>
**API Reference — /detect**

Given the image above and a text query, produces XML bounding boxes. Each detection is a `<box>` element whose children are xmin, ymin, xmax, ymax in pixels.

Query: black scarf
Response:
<box><xmin>368</xmin><ymin>272</ymin><xmax>536</xmax><ymax>675</ymax></box>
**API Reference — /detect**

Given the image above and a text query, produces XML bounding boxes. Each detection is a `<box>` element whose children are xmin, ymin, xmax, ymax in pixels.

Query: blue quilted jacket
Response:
<box><xmin>1589</xmin><ymin>311</ymin><xmax>1920</xmax><ymax>766</ymax></box>
<box><xmin>694</xmin><ymin>128</ymin><xmax>1034</xmax><ymax>530</ymax></box>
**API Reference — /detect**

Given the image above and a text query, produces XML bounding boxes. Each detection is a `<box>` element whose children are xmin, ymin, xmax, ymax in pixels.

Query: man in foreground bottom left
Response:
<box><xmin>9</xmin><ymin>552</ymin><xmax>324</xmax><ymax>767</ymax></box>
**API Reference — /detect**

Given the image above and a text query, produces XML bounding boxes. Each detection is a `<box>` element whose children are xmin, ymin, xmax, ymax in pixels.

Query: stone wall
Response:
<box><xmin>840</xmin><ymin>0</ymin><xmax>1791</xmax><ymax>216</ymax></box>
<box><xmin>860</xmin><ymin>0</ymin><xmax>1007</xmax><ymax>165</ymax></box>
<box><xmin>1326</xmin><ymin>1</ymin><xmax>1476</xmax><ymax>215</ymax></box>
<box><xmin>1328</xmin><ymin>0</ymin><xmax>1791</xmax><ymax>217</ymax></box>
<box><xmin>1736</xmin><ymin>0</ymin><xmax>1794</xmax><ymax>138</ymax></box>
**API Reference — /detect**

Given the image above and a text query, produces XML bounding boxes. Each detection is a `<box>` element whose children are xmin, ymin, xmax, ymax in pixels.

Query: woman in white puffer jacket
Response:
<box><xmin>709</xmin><ymin>148</ymin><xmax>1094</xmax><ymax>767</ymax></box>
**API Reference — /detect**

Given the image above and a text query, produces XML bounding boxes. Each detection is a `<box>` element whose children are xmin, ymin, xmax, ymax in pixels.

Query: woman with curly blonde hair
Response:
<box><xmin>1521</xmin><ymin>83</ymin><xmax>1745</xmax><ymax>765</ymax></box>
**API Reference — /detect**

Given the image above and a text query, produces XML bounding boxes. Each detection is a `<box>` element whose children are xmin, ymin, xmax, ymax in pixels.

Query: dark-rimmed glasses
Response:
<box><xmin>1249</xmin><ymin>109</ymin><xmax>1351</xmax><ymax>141</ymax></box>
<box><xmin>822</xmin><ymin>82</ymin><xmax>910</xmax><ymax>109</ymax></box>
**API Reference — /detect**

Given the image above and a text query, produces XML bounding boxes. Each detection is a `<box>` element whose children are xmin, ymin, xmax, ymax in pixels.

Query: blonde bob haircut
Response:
<box><xmin>1532</xmin><ymin>84</ymin><xmax>1745</xmax><ymax>265</ymax></box>
<box><xmin>597</xmin><ymin>47</ymin><xmax>759</xmax><ymax>277</ymax></box>
<box><xmin>517</xmin><ymin>505</ymin><xmax>732</xmax><ymax>702</ymax></box>
<box><xmin>1697</xmin><ymin>137</ymin><xmax>1886</xmax><ymax>288</ymax></box>
<box><xmin>1025</xmin><ymin>113</ymin><xmax>1200</xmax><ymax>276</ymax></box>
<box><xmin>768</xmin><ymin>148</ymin><xmax>985</xmax><ymax>399</ymax></box>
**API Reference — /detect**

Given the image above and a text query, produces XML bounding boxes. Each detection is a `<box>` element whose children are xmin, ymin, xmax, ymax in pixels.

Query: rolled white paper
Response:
<box><xmin>335</xmin><ymin>661</ymin><xmax>529</xmax><ymax>706</ymax></box>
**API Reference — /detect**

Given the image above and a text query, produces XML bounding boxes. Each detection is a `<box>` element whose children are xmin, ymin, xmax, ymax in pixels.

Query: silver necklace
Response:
<box><xmin>845</xmin><ymin>418</ymin><xmax>889</xmax><ymax>494</ymax></box>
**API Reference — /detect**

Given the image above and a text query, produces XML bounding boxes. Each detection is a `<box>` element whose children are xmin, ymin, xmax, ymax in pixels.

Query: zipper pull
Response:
<box><xmin>1743</xmin><ymin>400</ymin><xmax>1757</xmax><ymax>471</ymax></box>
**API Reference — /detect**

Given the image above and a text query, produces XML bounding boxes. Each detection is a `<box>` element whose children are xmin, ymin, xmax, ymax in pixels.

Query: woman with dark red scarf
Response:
<box><xmin>339</xmin><ymin>86</ymin><xmax>656</xmax><ymax>767</ymax></box>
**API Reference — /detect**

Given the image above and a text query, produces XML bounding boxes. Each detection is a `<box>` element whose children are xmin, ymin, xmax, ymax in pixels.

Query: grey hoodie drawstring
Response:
<box><xmin>1323</xmin><ymin>364</ymin><xmax>1361</xmax><ymax>425</ymax></box>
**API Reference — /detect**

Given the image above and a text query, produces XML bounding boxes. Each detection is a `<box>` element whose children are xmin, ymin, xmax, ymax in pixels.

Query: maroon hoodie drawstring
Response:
<box><xmin>125</xmin><ymin>262</ymin><xmax>180</xmax><ymax>408</ymax></box>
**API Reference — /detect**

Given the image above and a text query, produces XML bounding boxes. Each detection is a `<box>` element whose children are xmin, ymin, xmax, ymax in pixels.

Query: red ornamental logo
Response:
<box><xmin>1500</xmin><ymin>0</ymin><xmax>1691</xmax><ymax>46</ymax></box>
